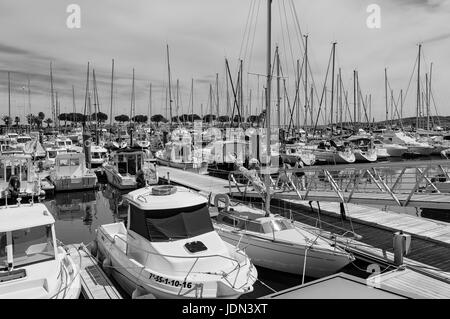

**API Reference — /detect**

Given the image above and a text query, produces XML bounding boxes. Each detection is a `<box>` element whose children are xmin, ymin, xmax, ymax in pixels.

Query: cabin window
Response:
<box><xmin>128</xmin><ymin>157</ymin><xmax>137</xmax><ymax>175</ymax></box>
<box><xmin>58</xmin><ymin>159</ymin><xmax>70</xmax><ymax>167</ymax></box>
<box><xmin>0</xmin><ymin>232</ymin><xmax>6</xmax><ymax>269</ymax></box>
<box><xmin>10</xmin><ymin>225</ymin><xmax>55</xmax><ymax>268</ymax></box>
<box><xmin>245</xmin><ymin>220</ymin><xmax>264</xmax><ymax>233</ymax></box>
<box><xmin>129</xmin><ymin>203</ymin><xmax>214</xmax><ymax>242</ymax></box>
<box><xmin>118</xmin><ymin>162</ymin><xmax>127</xmax><ymax>175</ymax></box>
<box><xmin>70</xmin><ymin>159</ymin><xmax>80</xmax><ymax>166</ymax></box>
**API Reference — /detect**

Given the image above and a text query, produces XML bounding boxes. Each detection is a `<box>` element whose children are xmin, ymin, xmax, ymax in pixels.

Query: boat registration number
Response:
<box><xmin>147</xmin><ymin>272</ymin><xmax>193</xmax><ymax>289</ymax></box>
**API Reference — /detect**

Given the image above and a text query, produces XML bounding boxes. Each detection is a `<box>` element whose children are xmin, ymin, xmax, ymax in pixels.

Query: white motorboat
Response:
<box><xmin>48</xmin><ymin>152</ymin><xmax>98</xmax><ymax>191</ymax></box>
<box><xmin>156</xmin><ymin>141</ymin><xmax>208</xmax><ymax>174</ymax></box>
<box><xmin>373</xmin><ymin>139</ymin><xmax>405</xmax><ymax>158</ymax></box>
<box><xmin>0</xmin><ymin>154</ymin><xmax>44</xmax><ymax>200</ymax></box>
<box><xmin>382</xmin><ymin>131</ymin><xmax>434</xmax><ymax>156</ymax></box>
<box><xmin>0</xmin><ymin>202</ymin><xmax>81</xmax><ymax>299</ymax></box>
<box><xmin>212</xmin><ymin>197</ymin><xmax>355</xmax><ymax>277</ymax></box>
<box><xmin>103</xmin><ymin>148</ymin><xmax>158</xmax><ymax>190</ymax></box>
<box><xmin>94</xmin><ymin>185</ymin><xmax>257</xmax><ymax>299</ymax></box>
<box><xmin>90</xmin><ymin>144</ymin><xmax>108</xmax><ymax>168</ymax></box>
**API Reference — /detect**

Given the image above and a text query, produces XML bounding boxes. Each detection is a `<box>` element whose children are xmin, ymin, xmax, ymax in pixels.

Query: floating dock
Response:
<box><xmin>67</xmin><ymin>243</ymin><xmax>122</xmax><ymax>299</ymax></box>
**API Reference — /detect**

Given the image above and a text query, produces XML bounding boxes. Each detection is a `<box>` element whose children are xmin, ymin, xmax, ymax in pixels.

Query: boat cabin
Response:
<box><xmin>125</xmin><ymin>186</ymin><xmax>213</xmax><ymax>242</ymax></box>
<box><xmin>112</xmin><ymin>149</ymin><xmax>145</xmax><ymax>176</ymax></box>
<box><xmin>0</xmin><ymin>204</ymin><xmax>57</xmax><ymax>274</ymax></box>
<box><xmin>215</xmin><ymin>209</ymin><xmax>294</xmax><ymax>235</ymax></box>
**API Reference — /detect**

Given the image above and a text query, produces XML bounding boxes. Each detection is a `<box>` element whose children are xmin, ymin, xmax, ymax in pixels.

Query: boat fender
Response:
<box><xmin>131</xmin><ymin>287</ymin><xmax>146</xmax><ymax>299</ymax></box>
<box><xmin>103</xmin><ymin>257</ymin><xmax>112</xmax><ymax>276</ymax></box>
<box><xmin>90</xmin><ymin>240</ymin><xmax>98</xmax><ymax>258</ymax></box>
<box><xmin>214</xmin><ymin>194</ymin><xmax>230</xmax><ymax>211</ymax></box>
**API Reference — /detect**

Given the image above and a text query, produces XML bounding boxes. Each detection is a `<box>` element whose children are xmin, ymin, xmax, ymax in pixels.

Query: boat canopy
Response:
<box><xmin>129</xmin><ymin>203</ymin><xmax>214</xmax><ymax>242</ymax></box>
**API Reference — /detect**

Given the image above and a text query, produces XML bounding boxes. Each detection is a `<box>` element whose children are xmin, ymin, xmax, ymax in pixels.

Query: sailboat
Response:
<box><xmin>213</xmin><ymin>0</ymin><xmax>354</xmax><ymax>278</ymax></box>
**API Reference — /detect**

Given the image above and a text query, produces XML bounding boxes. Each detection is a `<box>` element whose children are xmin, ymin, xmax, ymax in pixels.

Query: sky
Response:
<box><xmin>0</xmin><ymin>0</ymin><xmax>449</xmax><ymax>125</ymax></box>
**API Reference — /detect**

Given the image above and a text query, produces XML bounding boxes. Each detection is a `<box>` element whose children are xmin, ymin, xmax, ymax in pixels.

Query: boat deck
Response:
<box><xmin>67</xmin><ymin>243</ymin><xmax>122</xmax><ymax>299</ymax></box>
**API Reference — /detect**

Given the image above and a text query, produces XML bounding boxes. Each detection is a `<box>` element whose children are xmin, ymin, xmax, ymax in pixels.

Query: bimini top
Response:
<box><xmin>125</xmin><ymin>185</ymin><xmax>207</xmax><ymax>210</ymax></box>
<box><xmin>0</xmin><ymin>203</ymin><xmax>55</xmax><ymax>232</ymax></box>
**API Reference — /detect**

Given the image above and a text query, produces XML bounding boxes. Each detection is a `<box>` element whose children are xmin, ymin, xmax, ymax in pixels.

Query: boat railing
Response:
<box><xmin>107</xmin><ymin>230</ymin><xmax>251</xmax><ymax>292</ymax></box>
<box><xmin>227</xmin><ymin>159</ymin><xmax>450</xmax><ymax>208</ymax></box>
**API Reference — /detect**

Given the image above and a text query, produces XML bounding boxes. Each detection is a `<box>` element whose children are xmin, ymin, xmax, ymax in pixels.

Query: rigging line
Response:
<box><xmin>289</xmin><ymin>0</ymin><xmax>322</xmax><ymax>111</ymax></box>
<box><xmin>339</xmin><ymin>74</ymin><xmax>353</xmax><ymax>124</ymax></box>
<box><xmin>277</xmin><ymin>0</ymin><xmax>292</xmax><ymax>92</ymax></box>
<box><xmin>288</xmin><ymin>0</ymin><xmax>304</xmax><ymax>55</ymax></box>
<box><xmin>243</xmin><ymin>0</ymin><xmax>258</xmax><ymax>68</ymax></box>
<box><xmin>287</xmin><ymin>56</ymin><xmax>305</xmax><ymax>131</ymax></box>
<box><xmin>238</xmin><ymin>0</ymin><xmax>255</xmax><ymax>61</ymax></box>
<box><xmin>281</xmin><ymin>0</ymin><xmax>298</xmax><ymax>75</ymax></box>
<box><xmin>312</xmin><ymin>46</ymin><xmax>333</xmax><ymax>134</ymax></box>
<box><xmin>247</xmin><ymin>0</ymin><xmax>261</xmax><ymax>77</ymax></box>
<box><xmin>401</xmin><ymin>53</ymin><xmax>419</xmax><ymax>111</ymax></box>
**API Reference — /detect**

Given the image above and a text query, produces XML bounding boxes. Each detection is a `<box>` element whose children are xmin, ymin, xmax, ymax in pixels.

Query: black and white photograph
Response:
<box><xmin>0</xmin><ymin>0</ymin><xmax>449</xmax><ymax>309</ymax></box>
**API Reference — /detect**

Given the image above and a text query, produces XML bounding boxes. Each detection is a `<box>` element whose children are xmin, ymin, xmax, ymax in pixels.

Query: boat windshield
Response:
<box><xmin>0</xmin><ymin>225</ymin><xmax>55</xmax><ymax>270</ymax></box>
<box><xmin>129</xmin><ymin>203</ymin><xmax>214</xmax><ymax>242</ymax></box>
<box><xmin>48</xmin><ymin>151</ymin><xmax>57</xmax><ymax>158</ymax></box>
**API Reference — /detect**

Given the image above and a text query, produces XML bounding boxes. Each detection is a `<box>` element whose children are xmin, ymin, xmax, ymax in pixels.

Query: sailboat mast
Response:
<box><xmin>384</xmin><ymin>68</ymin><xmax>388</xmax><ymax>126</ymax></box>
<box><xmin>416</xmin><ymin>44</ymin><xmax>422</xmax><ymax>130</ymax></box>
<box><xmin>330</xmin><ymin>42</ymin><xmax>336</xmax><ymax>134</ymax></box>
<box><xmin>276</xmin><ymin>46</ymin><xmax>280</xmax><ymax>130</ymax></box>
<box><xmin>109</xmin><ymin>59</ymin><xmax>114</xmax><ymax>131</ymax></box>
<box><xmin>353</xmin><ymin>70</ymin><xmax>356</xmax><ymax>130</ymax></box>
<box><xmin>265</xmin><ymin>0</ymin><xmax>272</xmax><ymax>214</ymax></box>
<box><xmin>149</xmin><ymin>83</ymin><xmax>152</xmax><ymax>124</ymax></box>
<box><xmin>167</xmin><ymin>45</ymin><xmax>173</xmax><ymax>128</ymax></box>
<box><xmin>50</xmin><ymin>63</ymin><xmax>55</xmax><ymax>128</ymax></box>
<box><xmin>216</xmin><ymin>73</ymin><xmax>219</xmax><ymax>119</ymax></box>
<box><xmin>304</xmin><ymin>36</ymin><xmax>308</xmax><ymax>130</ymax></box>
<box><xmin>191</xmin><ymin>78</ymin><xmax>194</xmax><ymax>122</ymax></box>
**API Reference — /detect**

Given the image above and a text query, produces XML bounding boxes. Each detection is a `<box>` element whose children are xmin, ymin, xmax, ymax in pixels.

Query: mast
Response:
<box><xmin>240</xmin><ymin>59</ymin><xmax>243</xmax><ymax>126</ymax></box>
<box><xmin>338</xmin><ymin>68</ymin><xmax>342</xmax><ymax>135</ymax></box>
<box><xmin>353</xmin><ymin>70</ymin><xmax>357</xmax><ymax>131</ymax></box>
<box><xmin>8</xmin><ymin>72</ymin><xmax>11</xmax><ymax>125</ymax></box>
<box><xmin>149</xmin><ymin>83</ymin><xmax>152</xmax><ymax>124</ymax></box>
<box><xmin>72</xmin><ymin>85</ymin><xmax>76</xmax><ymax>125</ymax></box>
<box><xmin>384</xmin><ymin>68</ymin><xmax>388</xmax><ymax>127</ymax></box>
<box><xmin>400</xmin><ymin>89</ymin><xmax>403</xmax><ymax>120</ymax></box>
<box><xmin>176</xmin><ymin>79</ymin><xmax>180</xmax><ymax>122</ymax></box>
<box><xmin>50</xmin><ymin>63</ymin><xmax>55</xmax><ymax>129</ymax></box>
<box><xmin>330</xmin><ymin>42</ymin><xmax>336</xmax><ymax>134</ymax></box>
<box><xmin>276</xmin><ymin>46</ymin><xmax>280</xmax><ymax>129</ymax></box>
<box><xmin>304</xmin><ymin>36</ymin><xmax>308</xmax><ymax>129</ymax></box>
<box><xmin>83</xmin><ymin>62</ymin><xmax>90</xmax><ymax>131</ymax></box>
<box><xmin>429</xmin><ymin>63</ymin><xmax>433</xmax><ymax>130</ymax></box>
<box><xmin>28</xmin><ymin>77</ymin><xmax>31</xmax><ymax>132</ymax></box>
<box><xmin>209</xmin><ymin>84</ymin><xmax>213</xmax><ymax>125</ymax></box>
<box><xmin>416</xmin><ymin>44</ymin><xmax>422</xmax><ymax>130</ymax></box>
<box><xmin>130</xmin><ymin>68</ymin><xmax>135</xmax><ymax>124</ymax></box>
<box><xmin>191</xmin><ymin>78</ymin><xmax>194</xmax><ymax>122</ymax></box>
<box><xmin>167</xmin><ymin>44</ymin><xmax>173</xmax><ymax>128</ymax></box>
<box><xmin>109</xmin><ymin>59</ymin><xmax>114</xmax><ymax>131</ymax></box>
<box><xmin>216</xmin><ymin>73</ymin><xmax>219</xmax><ymax>119</ymax></box>
<box><xmin>264</xmin><ymin>0</ymin><xmax>272</xmax><ymax>215</ymax></box>
<box><xmin>226</xmin><ymin>64</ymin><xmax>230</xmax><ymax>115</ymax></box>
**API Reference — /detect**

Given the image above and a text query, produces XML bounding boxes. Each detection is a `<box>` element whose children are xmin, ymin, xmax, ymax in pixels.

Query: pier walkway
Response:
<box><xmin>156</xmin><ymin>165</ymin><xmax>450</xmax><ymax>274</ymax></box>
<box><xmin>228</xmin><ymin>159</ymin><xmax>450</xmax><ymax>210</ymax></box>
<box><xmin>67</xmin><ymin>243</ymin><xmax>122</xmax><ymax>299</ymax></box>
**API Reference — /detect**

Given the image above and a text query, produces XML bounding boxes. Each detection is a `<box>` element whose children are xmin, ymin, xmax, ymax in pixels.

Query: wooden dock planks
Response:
<box><xmin>67</xmin><ymin>244</ymin><xmax>122</xmax><ymax>299</ymax></box>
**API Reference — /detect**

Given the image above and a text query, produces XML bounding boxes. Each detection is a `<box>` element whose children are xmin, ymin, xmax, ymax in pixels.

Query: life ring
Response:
<box><xmin>214</xmin><ymin>193</ymin><xmax>230</xmax><ymax>210</ymax></box>
<box><xmin>151</xmin><ymin>185</ymin><xmax>177</xmax><ymax>196</ymax></box>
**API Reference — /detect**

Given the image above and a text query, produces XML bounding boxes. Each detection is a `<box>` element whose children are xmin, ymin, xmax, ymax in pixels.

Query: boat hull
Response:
<box><xmin>49</xmin><ymin>175</ymin><xmax>97</xmax><ymax>192</ymax></box>
<box><xmin>215</xmin><ymin>228</ymin><xmax>353</xmax><ymax>277</ymax></box>
<box><xmin>103</xmin><ymin>166</ymin><xmax>137</xmax><ymax>190</ymax></box>
<box><xmin>156</xmin><ymin>157</ymin><xmax>209</xmax><ymax>175</ymax></box>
